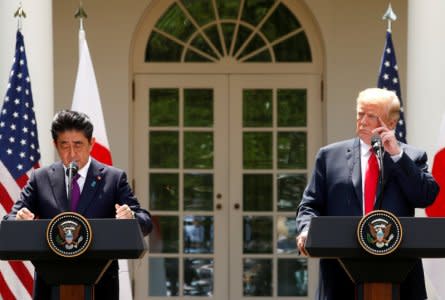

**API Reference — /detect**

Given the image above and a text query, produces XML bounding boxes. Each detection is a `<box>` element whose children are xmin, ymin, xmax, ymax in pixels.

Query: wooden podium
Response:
<box><xmin>0</xmin><ymin>219</ymin><xmax>147</xmax><ymax>300</ymax></box>
<box><xmin>305</xmin><ymin>216</ymin><xmax>445</xmax><ymax>300</ymax></box>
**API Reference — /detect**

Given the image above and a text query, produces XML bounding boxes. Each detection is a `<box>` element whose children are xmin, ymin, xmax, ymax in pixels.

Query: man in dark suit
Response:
<box><xmin>296</xmin><ymin>88</ymin><xmax>439</xmax><ymax>300</ymax></box>
<box><xmin>4</xmin><ymin>110</ymin><xmax>152</xmax><ymax>300</ymax></box>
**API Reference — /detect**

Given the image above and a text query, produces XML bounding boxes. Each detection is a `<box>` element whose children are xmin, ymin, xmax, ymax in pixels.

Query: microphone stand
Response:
<box><xmin>375</xmin><ymin>147</ymin><xmax>385</xmax><ymax>210</ymax></box>
<box><xmin>66</xmin><ymin>161</ymin><xmax>78</xmax><ymax>208</ymax></box>
<box><xmin>67</xmin><ymin>166</ymin><xmax>74</xmax><ymax>206</ymax></box>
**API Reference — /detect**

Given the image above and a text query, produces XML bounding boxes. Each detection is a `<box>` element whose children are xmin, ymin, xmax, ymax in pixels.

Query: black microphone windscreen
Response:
<box><xmin>371</xmin><ymin>135</ymin><xmax>381</xmax><ymax>146</ymax></box>
<box><xmin>370</xmin><ymin>135</ymin><xmax>382</xmax><ymax>154</ymax></box>
<box><xmin>66</xmin><ymin>161</ymin><xmax>79</xmax><ymax>176</ymax></box>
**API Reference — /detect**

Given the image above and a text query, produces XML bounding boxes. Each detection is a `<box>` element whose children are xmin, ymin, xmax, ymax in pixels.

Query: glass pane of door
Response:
<box><xmin>134</xmin><ymin>75</ymin><xmax>229</xmax><ymax>300</ymax></box>
<box><xmin>229</xmin><ymin>75</ymin><xmax>321</xmax><ymax>299</ymax></box>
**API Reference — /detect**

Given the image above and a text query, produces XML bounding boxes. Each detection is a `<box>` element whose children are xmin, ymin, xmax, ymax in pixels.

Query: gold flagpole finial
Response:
<box><xmin>382</xmin><ymin>3</ymin><xmax>397</xmax><ymax>32</ymax></box>
<box><xmin>75</xmin><ymin>2</ymin><xmax>88</xmax><ymax>20</ymax></box>
<box><xmin>14</xmin><ymin>2</ymin><xmax>27</xmax><ymax>30</ymax></box>
<box><xmin>75</xmin><ymin>2</ymin><xmax>88</xmax><ymax>31</ymax></box>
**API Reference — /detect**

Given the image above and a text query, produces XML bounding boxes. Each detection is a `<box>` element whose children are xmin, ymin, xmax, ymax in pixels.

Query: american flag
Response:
<box><xmin>377</xmin><ymin>30</ymin><xmax>406</xmax><ymax>143</ymax></box>
<box><xmin>0</xmin><ymin>30</ymin><xmax>40</xmax><ymax>300</ymax></box>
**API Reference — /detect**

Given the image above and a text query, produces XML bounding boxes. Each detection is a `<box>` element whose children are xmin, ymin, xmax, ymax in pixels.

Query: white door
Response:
<box><xmin>228</xmin><ymin>75</ymin><xmax>321</xmax><ymax>299</ymax></box>
<box><xmin>133</xmin><ymin>73</ymin><xmax>321</xmax><ymax>300</ymax></box>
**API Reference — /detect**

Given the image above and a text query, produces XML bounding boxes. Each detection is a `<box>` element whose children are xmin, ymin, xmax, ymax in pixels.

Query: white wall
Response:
<box><xmin>53</xmin><ymin>0</ymin><xmax>148</xmax><ymax>173</ymax></box>
<box><xmin>0</xmin><ymin>0</ymin><xmax>54</xmax><ymax>165</ymax></box>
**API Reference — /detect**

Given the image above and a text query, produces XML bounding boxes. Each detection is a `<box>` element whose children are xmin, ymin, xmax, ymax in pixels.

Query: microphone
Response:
<box><xmin>66</xmin><ymin>161</ymin><xmax>79</xmax><ymax>178</ymax></box>
<box><xmin>66</xmin><ymin>161</ymin><xmax>79</xmax><ymax>207</ymax></box>
<box><xmin>370</xmin><ymin>135</ymin><xmax>385</xmax><ymax>210</ymax></box>
<box><xmin>370</xmin><ymin>135</ymin><xmax>383</xmax><ymax>158</ymax></box>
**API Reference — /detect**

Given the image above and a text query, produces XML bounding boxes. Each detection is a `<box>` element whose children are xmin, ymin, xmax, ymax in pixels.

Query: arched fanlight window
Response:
<box><xmin>146</xmin><ymin>0</ymin><xmax>312</xmax><ymax>63</ymax></box>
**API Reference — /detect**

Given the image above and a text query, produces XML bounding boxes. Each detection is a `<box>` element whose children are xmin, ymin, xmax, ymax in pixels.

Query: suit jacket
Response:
<box><xmin>296</xmin><ymin>138</ymin><xmax>439</xmax><ymax>300</ymax></box>
<box><xmin>5</xmin><ymin>158</ymin><xmax>152</xmax><ymax>300</ymax></box>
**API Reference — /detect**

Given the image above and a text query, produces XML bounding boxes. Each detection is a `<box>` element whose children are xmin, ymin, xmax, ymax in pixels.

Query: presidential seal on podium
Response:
<box><xmin>46</xmin><ymin>212</ymin><xmax>93</xmax><ymax>258</ymax></box>
<box><xmin>357</xmin><ymin>210</ymin><xmax>403</xmax><ymax>256</ymax></box>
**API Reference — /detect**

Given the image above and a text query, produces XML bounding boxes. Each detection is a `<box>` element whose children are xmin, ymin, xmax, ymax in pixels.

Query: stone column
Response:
<box><xmin>407</xmin><ymin>0</ymin><xmax>445</xmax><ymax>161</ymax></box>
<box><xmin>408</xmin><ymin>2</ymin><xmax>445</xmax><ymax>299</ymax></box>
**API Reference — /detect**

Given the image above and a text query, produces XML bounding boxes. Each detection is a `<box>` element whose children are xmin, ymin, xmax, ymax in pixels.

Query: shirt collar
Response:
<box><xmin>359</xmin><ymin>139</ymin><xmax>372</xmax><ymax>156</ymax></box>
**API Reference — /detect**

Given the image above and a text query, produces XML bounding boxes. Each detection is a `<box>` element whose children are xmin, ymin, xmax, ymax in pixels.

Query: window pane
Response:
<box><xmin>184</xmin><ymin>132</ymin><xmax>213</xmax><ymax>169</ymax></box>
<box><xmin>149</xmin><ymin>257</ymin><xmax>179</xmax><ymax>296</ymax></box>
<box><xmin>243</xmin><ymin>89</ymin><xmax>273</xmax><ymax>127</ymax></box>
<box><xmin>277</xmin><ymin>174</ymin><xmax>306</xmax><ymax>211</ymax></box>
<box><xmin>155</xmin><ymin>3</ymin><xmax>195</xmax><ymax>42</ymax></box>
<box><xmin>278</xmin><ymin>89</ymin><xmax>307</xmax><ymax>127</ymax></box>
<box><xmin>277</xmin><ymin>258</ymin><xmax>308</xmax><ymax>296</ymax></box>
<box><xmin>216</xmin><ymin>0</ymin><xmax>240</xmax><ymax>20</ymax></box>
<box><xmin>243</xmin><ymin>258</ymin><xmax>272</xmax><ymax>296</ymax></box>
<box><xmin>243</xmin><ymin>132</ymin><xmax>272</xmax><ymax>169</ymax></box>
<box><xmin>221</xmin><ymin>23</ymin><xmax>236</xmax><ymax>53</ymax></box>
<box><xmin>184</xmin><ymin>258</ymin><xmax>214</xmax><ymax>296</ymax></box>
<box><xmin>244</xmin><ymin>49</ymin><xmax>272</xmax><ymax>62</ymax></box>
<box><xmin>150</xmin><ymin>89</ymin><xmax>179</xmax><ymax>126</ymax></box>
<box><xmin>150</xmin><ymin>131</ymin><xmax>179</xmax><ymax>168</ymax></box>
<box><xmin>274</xmin><ymin>32</ymin><xmax>312</xmax><ymax>62</ymax></box>
<box><xmin>238</xmin><ymin>34</ymin><xmax>267</xmax><ymax>62</ymax></box>
<box><xmin>277</xmin><ymin>216</ymin><xmax>297</xmax><ymax>254</ymax></box>
<box><xmin>277</xmin><ymin>132</ymin><xmax>307</xmax><ymax>169</ymax></box>
<box><xmin>149</xmin><ymin>173</ymin><xmax>178</xmax><ymax>211</ymax></box>
<box><xmin>233</xmin><ymin>25</ymin><xmax>252</xmax><ymax>56</ymax></box>
<box><xmin>183</xmin><ymin>215</ymin><xmax>214</xmax><ymax>254</ymax></box>
<box><xmin>241</xmin><ymin>0</ymin><xmax>274</xmax><ymax>27</ymax></box>
<box><xmin>146</xmin><ymin>31</ymin><xmax>183</xmax><ymax>62</ymax></box>
<box><xmin>243</xmin><ymin>216</ymin><xmax>273</xmax><ymax>254</ymax></box>
<box><xmin>146</xmin><ymin>0</ymin><xmax>312</xmax><ymax>63</ymax></box>
<box><xmin>182</xmin><ymin>0</ymin><xmax>215</xmax><ymax>26</ymax></box>
<box><xmin>190</xmin><ymin>34</ymin><xmax>218</xmax><ymax>60</ymax></box>
<box><xmin>204</xmin><ymin>25</ymin><xmax>224</xmax><ymax>56</ymax></box>
<box><xmin>150</xmin><ymin>216</ymin><xmax>179</xmax><ymax>253</ymax></box>
<box><xmin>261</xmin><ymin>3</ymin><xmax>301</xmax><ymax>42</ymax></box>
<box><xmin>184</xmin><ymin>174</ymin><xmax>213</xmax><ymax>211</ymax></box>
<box><xmin>243</xmin><ymin>174</ymin><xmax>272</xmax><ymax>211</ymax></box>
<box><xmin>184</xmin><ymin>49</ymin><xmax>213</xmax><ymax>62</ymax></box>
<box><xmin>184</xmin><ymin>89</ymin><xmax>213</xmax><ymax>127</ymax></box>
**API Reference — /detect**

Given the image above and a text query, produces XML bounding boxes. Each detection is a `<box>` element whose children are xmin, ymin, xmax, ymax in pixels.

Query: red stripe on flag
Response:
<box><xmin>0</xmin><ymin>183</ymin><xmax>14</xmax><ymax>213</ymax></box>
<box><xmin>0</xmin><ymin>270</ymin><xmax>16</xmax><ymax>300</ymax></box>
<box><xmin>15</xmin><ymin>173</ymin><xmax>30</xmax><ymax>190</ymax></box>
<box><xmin>426</xmin><ymin>148</ymin><xmax>445</xmax><ymax>217</ymax></box>
<box><xmin>8</xmin><ymin>261</ymin><xmax>33</xmax><ymax>296</ymax></box>
<box><xmin>91</xmin><ymin>142</ymin><xmax>113</xmax><ymax>166</ymax></box>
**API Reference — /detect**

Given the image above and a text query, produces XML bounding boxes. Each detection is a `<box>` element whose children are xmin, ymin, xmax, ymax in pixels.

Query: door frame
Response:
<box><xmin>132</xmin><ymin>73</ymin><xmax>322</xmax><ymax>299</ymax></box>
<box><xmin>132</xmin><ymin>74</ymin><xmax>230</xmax><ymax>300</ymax></box>
<box><xmin>228</xmin><ymin>74</ymin><xmax>321</xmax><ymax>299</ymax></box>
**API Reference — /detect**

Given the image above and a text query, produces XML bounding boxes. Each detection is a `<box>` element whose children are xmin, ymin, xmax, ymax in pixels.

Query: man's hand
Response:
<box><xmin>296</xmin><ymin>231</ymin><xmax>309</xmax><ymax>256</ymax></box>
<box><xmin>373</xmin><ymin>117</ymin><xmax>401</xmax><ymax>156</ymax></box>
<box><xmin>115</xmin><ymin>204</ymin><xmax>135</xmax><ymax>219</ymax></box>
<box><xmin>15</xmin><ymin>208</ymin><xmax>35</xmax><ymax>220</ymax></box>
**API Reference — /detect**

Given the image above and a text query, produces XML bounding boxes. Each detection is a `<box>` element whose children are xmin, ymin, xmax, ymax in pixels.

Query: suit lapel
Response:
<box><xmin>349</xmin><ymin>138</ymin><xmax>363</xmax><ymax>206</ymax></box>
<box><xmin>76</xmin><ymin>159</ymin><xmax>104</xmax><ymax>214</ymax></box>
<box><xmin>49</xmin><ymin>162</ymin><xmax>69</xmax><ymax>211</ymax></box>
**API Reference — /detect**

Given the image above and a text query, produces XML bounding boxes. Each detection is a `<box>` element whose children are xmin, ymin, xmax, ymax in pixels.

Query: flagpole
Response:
<box><xmin>382</xmin><ymin>3</ymin><xmax>397</xmax><ymax>32</ymax></box>
<box><xmin>377</xmin><ymin>3</ymin><xmax>406</xmax><ymax>143</ymax></box>
<box><xmin>72</xmin><ymin>4</ymin><xmax>132</xmax><ymax>299</ymax></box>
